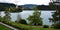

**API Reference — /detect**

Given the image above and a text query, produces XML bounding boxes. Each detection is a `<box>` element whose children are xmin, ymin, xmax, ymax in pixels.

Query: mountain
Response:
<box><xmin>21</xmin><ymin>4</ymin><xmax>38</xmax><ymax>10</ymax></box>
<box><xmin>22</xmin><ymin>4</ymin><xmax>37</xmax><ymax>7</ymax></box>
<box><xmin>0</xmin><ymin>2</ymin><xmax>16</xmax><ymax>7</ymax></box>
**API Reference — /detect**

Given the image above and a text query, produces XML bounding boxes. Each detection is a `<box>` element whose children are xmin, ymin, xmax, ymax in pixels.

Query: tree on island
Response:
<box><xmin>27</xmin><ymin>6</ymin><xmax>42</xmax><ymax>26</ymax></box>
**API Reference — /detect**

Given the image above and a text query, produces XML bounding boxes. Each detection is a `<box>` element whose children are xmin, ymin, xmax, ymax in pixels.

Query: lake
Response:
<box><xmin>0</xmin><ymin>10</ymin><xmax>55</xmax><ymax>25</ymax></box>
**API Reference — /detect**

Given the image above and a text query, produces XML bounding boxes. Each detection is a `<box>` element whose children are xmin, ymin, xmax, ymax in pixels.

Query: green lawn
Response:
<box><xmin>0</xmin><ymin>24</ymin><xmax>58</xmax><ymax>30</ymax></box>
<box><xmin>0</xmin><ymin>24</ymin><xmax>11</xmax><ymax>30</ymax></box>
<box><xmin>0</xmin><ymin>20</ymin><xmax>60</xmax><ymax>30</ymax></box>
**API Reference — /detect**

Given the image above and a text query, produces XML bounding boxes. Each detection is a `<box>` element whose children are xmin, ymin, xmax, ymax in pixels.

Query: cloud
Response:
<box><xmin>0</xmin><ymin>0</ymin><xmax>50</xmax><ymax>5</ymax></box>
<box><xmin>0</xmin><ymin>0</ymin><xmax>15</xmax><ymax>3</ymax></box>
<box><xmin>17</xmin><ymin>0</ymin><xmax>50</xmax><ymax>5</ymax></box>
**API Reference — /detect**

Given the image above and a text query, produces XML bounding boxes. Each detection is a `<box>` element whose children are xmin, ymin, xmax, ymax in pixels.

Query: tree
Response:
<box><xmin>27</xmin><ymin>6</ymin><xmax>42</xmax><ymax>26</ymax></box>
<box><xmin>49</xmin><ymin>2</ymin><xmax>60</xmax><ymax>23</ymax></box>
<box><xmin>3</xmin><ymin>8</ymin><xmax>11</xmax><ymax>20</ymax></box>
<box><xmin>49</xmin><ymin>2</ymin><xmax>60</xmax><ymax>29</ymax></box>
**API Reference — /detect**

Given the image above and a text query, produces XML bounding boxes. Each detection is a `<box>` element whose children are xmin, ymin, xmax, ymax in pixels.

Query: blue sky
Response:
<box><xmin>0</xmin><ymin>0</ymin><xmax>50</xmax><ymax>5</ymax></box>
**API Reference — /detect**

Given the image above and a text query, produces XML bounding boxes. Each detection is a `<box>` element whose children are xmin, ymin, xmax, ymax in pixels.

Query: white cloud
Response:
<box><xmin>0</xmin><ymin>0</ymin><xmax>50</xmax><ymax>5</ymax></box>
<box><xmin>0</xmin><ymin>0</ymin><xmax>14</xmax><ymax>3</ymax></box>
<box><xmin>19</xmin><ymin>0</ymin><xmax>50</xmax><ymax>5</ymax></box>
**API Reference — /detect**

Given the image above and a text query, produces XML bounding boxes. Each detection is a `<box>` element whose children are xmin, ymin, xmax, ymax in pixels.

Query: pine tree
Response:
<box><xmin>27</xmin><ymin>6</ymin><xmax>42</xmax><ymax>26</ymax></box>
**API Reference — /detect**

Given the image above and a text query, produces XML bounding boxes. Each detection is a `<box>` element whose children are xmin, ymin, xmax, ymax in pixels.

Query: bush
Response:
<box><xmin>15</xmin><ymin>19</ymin><xmax>27</xmax><ymax>25</ymax></box>
<box><xmin>19</xmin><ymin>19</ymin><xmax>27</xmax><ymax>25</ymax></box>
<box><xmin>53</xmin><ymin>22</ymin><xmax>60</xmax><ymax>29</ymax></box>
<box><xmin>33</xmin><ymin>23</ymin><xmax>42</xmax><ymax>26</ymax></box>
<box><xmin>43</xmin><ymin>25</ymin><xmax>49</xmax><ymax>28</ymax></box>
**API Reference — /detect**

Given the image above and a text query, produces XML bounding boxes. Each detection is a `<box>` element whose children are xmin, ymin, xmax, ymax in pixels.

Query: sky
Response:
<box><xmin>0</xmin><ymin>0</ymin><xmax>50</xmax><ymax>5</ymax></box>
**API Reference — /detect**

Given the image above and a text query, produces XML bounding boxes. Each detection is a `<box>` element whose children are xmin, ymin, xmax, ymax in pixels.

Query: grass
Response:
<box><xmin>0</xmin><ymin>24</ymin><xmax>11</xmax><ymax>30</ymax></box>
<box><xmin>0</xmin><ymin>20</ymin><xmax>60</xmax><ymax>30</ymax></box>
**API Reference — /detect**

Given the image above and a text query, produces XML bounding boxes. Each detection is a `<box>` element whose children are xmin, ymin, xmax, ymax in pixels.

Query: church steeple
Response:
<box><xmin>14</xmin><ymin>0</ymin><xmax>19</xmax><ymax>8</ymax></box>
<box><xmin>16</xmin><ymin>5</ymin><xmax>18</xmax><ymax>8</ymax></box>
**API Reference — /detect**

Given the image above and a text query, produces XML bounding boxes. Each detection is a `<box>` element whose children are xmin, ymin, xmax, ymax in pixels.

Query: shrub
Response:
<box><xmin>19</xmin><ymin>19</ymin><xmax>27</xmax><ymax>25</ymax></box>
<box><xmin>53</xmin><ymin>22</ymin><xmax>60</xmax><ymax>29</ymax></box>
<box><xmin>43</xmin><ymin>25</ymin><xmax>49</xmax><ymax>28</ymax></box>
<box><xmin>15</xmin><ymin>19</ymin><xmax>27</xmax><ymax>25</ymax></box>
<box><xmin>33</xmin><ymin>23</ymin><xmax>42</xmax><ymax>26</ymax></box>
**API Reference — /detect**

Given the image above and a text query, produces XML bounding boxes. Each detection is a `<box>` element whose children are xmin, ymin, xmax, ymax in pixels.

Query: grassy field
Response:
<box><xmin>0</xmin><ymin>20</ymin><xmax>60</xmax><ymax>30</ymax></box>
<box><xmin>0</xmin><ymin>24</ymin><xmax>11</xmax><ymax>30</ymax></box>
<box><xmin>0</xmin><ymin>24</ymin><xmax>58</xmax><ymax>30</ymax></box>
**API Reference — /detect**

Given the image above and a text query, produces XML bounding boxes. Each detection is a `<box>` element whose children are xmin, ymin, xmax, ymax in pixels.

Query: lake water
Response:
<box><xmin>1</xmin><ymin>10</ymin><xmax>55</xmax><ymax>25</ymax></box>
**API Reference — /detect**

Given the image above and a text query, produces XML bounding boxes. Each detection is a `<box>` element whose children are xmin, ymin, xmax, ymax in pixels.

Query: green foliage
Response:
<box><xmin>3</xmin><ymin>8</ymin><xmax>11</xmax><ymax>20</ymax></box>
<box><xmin>27</xmin><ymin>6</ymin><xmax>42</xmax><ymax>26</ymax></box>
<box><xmin>52</xmin><ymin>22</ymin><xmax>60</xmax><ymax>29</ymax></box>
<box><xmin>0</xmin><ymin>24</ymin><xmax>11</xmax><ymax>30</ymax></box>
<box><xmin>43</xmin><ymin>25</ymin><xmax>49</xmax><ymax>28</ymax></box>
<box><xmin>0</xmin><ymin>16</ymin><xmax>3</xmax><ymax>22</ymax></box>
<box><xmin>0</xmin><ymin>19</ymin><xmax>56</xmax><ymax>30</ymax></box>
<box><xmin>49</xmin><ymin>2</ymin><xmax>60</xmax><ymax>29</ymax></box>
<box><xmin>0</xmin><ymin>16</ymin><xmax>2</xmax><ymax>19</ymax></box>
<box><xmin>19</xmin><ymin>19</ymin><xmax>27</xmax><ymax>25</ymax></box>
<box><xmin>9</xmin><ymin>7</ymin><xmax>22</xmax><ymax>12</ymax></box>
<box><xmin>49</xmin><ymin>2</ymin><xmax>60</xmax><ymax>23</ymax></box>
<box><xmin>49</xmin><ymin>12</ymin><xmax>59</xmax><ymax>23</ymax></box>
<box><xmin>49</xmin><ymin>2</ymin><xmax>60</xmax><ymax>22</ymax></box>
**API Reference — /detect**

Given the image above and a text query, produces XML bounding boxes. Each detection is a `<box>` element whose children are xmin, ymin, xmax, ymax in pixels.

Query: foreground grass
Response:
<box><xmin>0</xmin><ymin>24</ymin><xmax>11</xmax><ymax>30</ymax></box>
<box><xmin>0</xmin><ymin>20</ymin><xmax>59</xmax><ymax>30</ymax></box>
